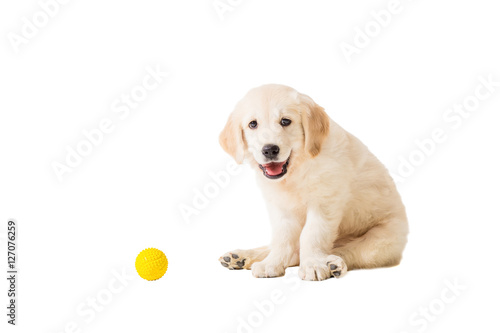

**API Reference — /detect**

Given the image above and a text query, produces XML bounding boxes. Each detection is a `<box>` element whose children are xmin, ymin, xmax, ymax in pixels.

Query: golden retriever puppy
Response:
<box><xmin>218</xmin><ymin>84</ymin><xmax>408</xmax><ymax>281</ymax></box>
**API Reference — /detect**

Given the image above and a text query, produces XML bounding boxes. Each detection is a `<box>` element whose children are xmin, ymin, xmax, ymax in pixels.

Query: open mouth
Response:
<box><xmin>259</xmin><ymin>157</ymin><xmax>290</xmax><ymax>179</ymax></box>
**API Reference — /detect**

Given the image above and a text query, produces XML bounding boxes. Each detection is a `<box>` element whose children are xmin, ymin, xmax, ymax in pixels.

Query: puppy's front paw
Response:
<box><xmin>218</xmin><ymin>251</ymin><xmax>248</xmax><ymax>270</ymax></box>
<box><xmin>299</xmin><ymin>255</ymin><xmax>347</xmax><ymax>281</ymax></box>
<box><xmin>251</xmin><ymin>261</ymin><xmax>285</xmax><ymax>278</ymax></box>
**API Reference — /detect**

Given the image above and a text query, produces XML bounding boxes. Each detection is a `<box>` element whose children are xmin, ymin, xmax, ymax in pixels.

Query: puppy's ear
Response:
<box><xmin>219</xmin><ymin>112</ymin><xmax>245</xmax><ymax>164</ymax></box>
<box><xmin>300</xmin><ymin>94</ymin><xmax>330</xmax><ymax>157</ymax></box>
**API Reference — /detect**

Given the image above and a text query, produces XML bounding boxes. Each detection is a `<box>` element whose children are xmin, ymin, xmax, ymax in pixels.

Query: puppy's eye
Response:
<box><xmin>249</xmin><ymin>120</ymin><xmax>258</xmax><ymax>129</ymax></box>
<box><xmin>280</xmin><ymin>118</ymin><xmax>292</xmax><ymax>127</ymax></box>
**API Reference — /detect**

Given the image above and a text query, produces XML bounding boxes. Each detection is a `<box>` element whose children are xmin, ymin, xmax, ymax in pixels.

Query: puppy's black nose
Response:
<box><xmin>262</xmin><ymin>144</ymin><xmax>280</xmax><ymax>159</ymax></box>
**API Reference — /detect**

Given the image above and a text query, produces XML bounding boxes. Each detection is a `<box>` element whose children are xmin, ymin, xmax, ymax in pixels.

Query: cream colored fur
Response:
<box><xmin>219</xmin><ymin>84</ymin><xmax>408</xmax><ymax>281</ymax></box>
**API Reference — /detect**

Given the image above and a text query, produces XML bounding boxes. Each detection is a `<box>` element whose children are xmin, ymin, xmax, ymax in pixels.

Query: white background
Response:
<box><xmin>1</xmin><ymin>0</ymin><xmax>500</xmax><ymax>332</ymax></box>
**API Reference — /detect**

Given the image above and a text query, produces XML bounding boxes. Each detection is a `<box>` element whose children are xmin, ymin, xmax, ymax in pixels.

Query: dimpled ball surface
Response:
<box><xmin>135</xmin><ymin>248</ymin><xmax>168</xmax><ymax>281</ymax></box>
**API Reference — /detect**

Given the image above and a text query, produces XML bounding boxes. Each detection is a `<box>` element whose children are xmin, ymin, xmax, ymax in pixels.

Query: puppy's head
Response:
<box><xmin>220</xmin><ymin>84</ymin><xmax>330</xmax><ymax>180</ymax></box>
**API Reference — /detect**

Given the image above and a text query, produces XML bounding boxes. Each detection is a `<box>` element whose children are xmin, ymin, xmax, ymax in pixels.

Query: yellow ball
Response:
<box><xmin>135</xmin><ymin>248</ymin><xmax>168</xmax><ymax>281</ymax></box>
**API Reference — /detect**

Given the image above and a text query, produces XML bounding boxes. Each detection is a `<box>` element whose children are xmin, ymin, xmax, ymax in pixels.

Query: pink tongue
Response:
<box><xmin>264</xmin><ymin>162</ymin><xmax>284</xmax><ymax>176</ymax></box>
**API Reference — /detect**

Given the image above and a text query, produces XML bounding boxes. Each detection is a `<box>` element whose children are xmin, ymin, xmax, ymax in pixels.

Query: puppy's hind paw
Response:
<box><xmin>327</xmin><ymin>255</ymin><xmax>347</xmax><ymax>278</ymax></box>
<box><xmin>218</xmin><ymin>251</ymin><xmax>248</xmax><ymax>270</ymax></box>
